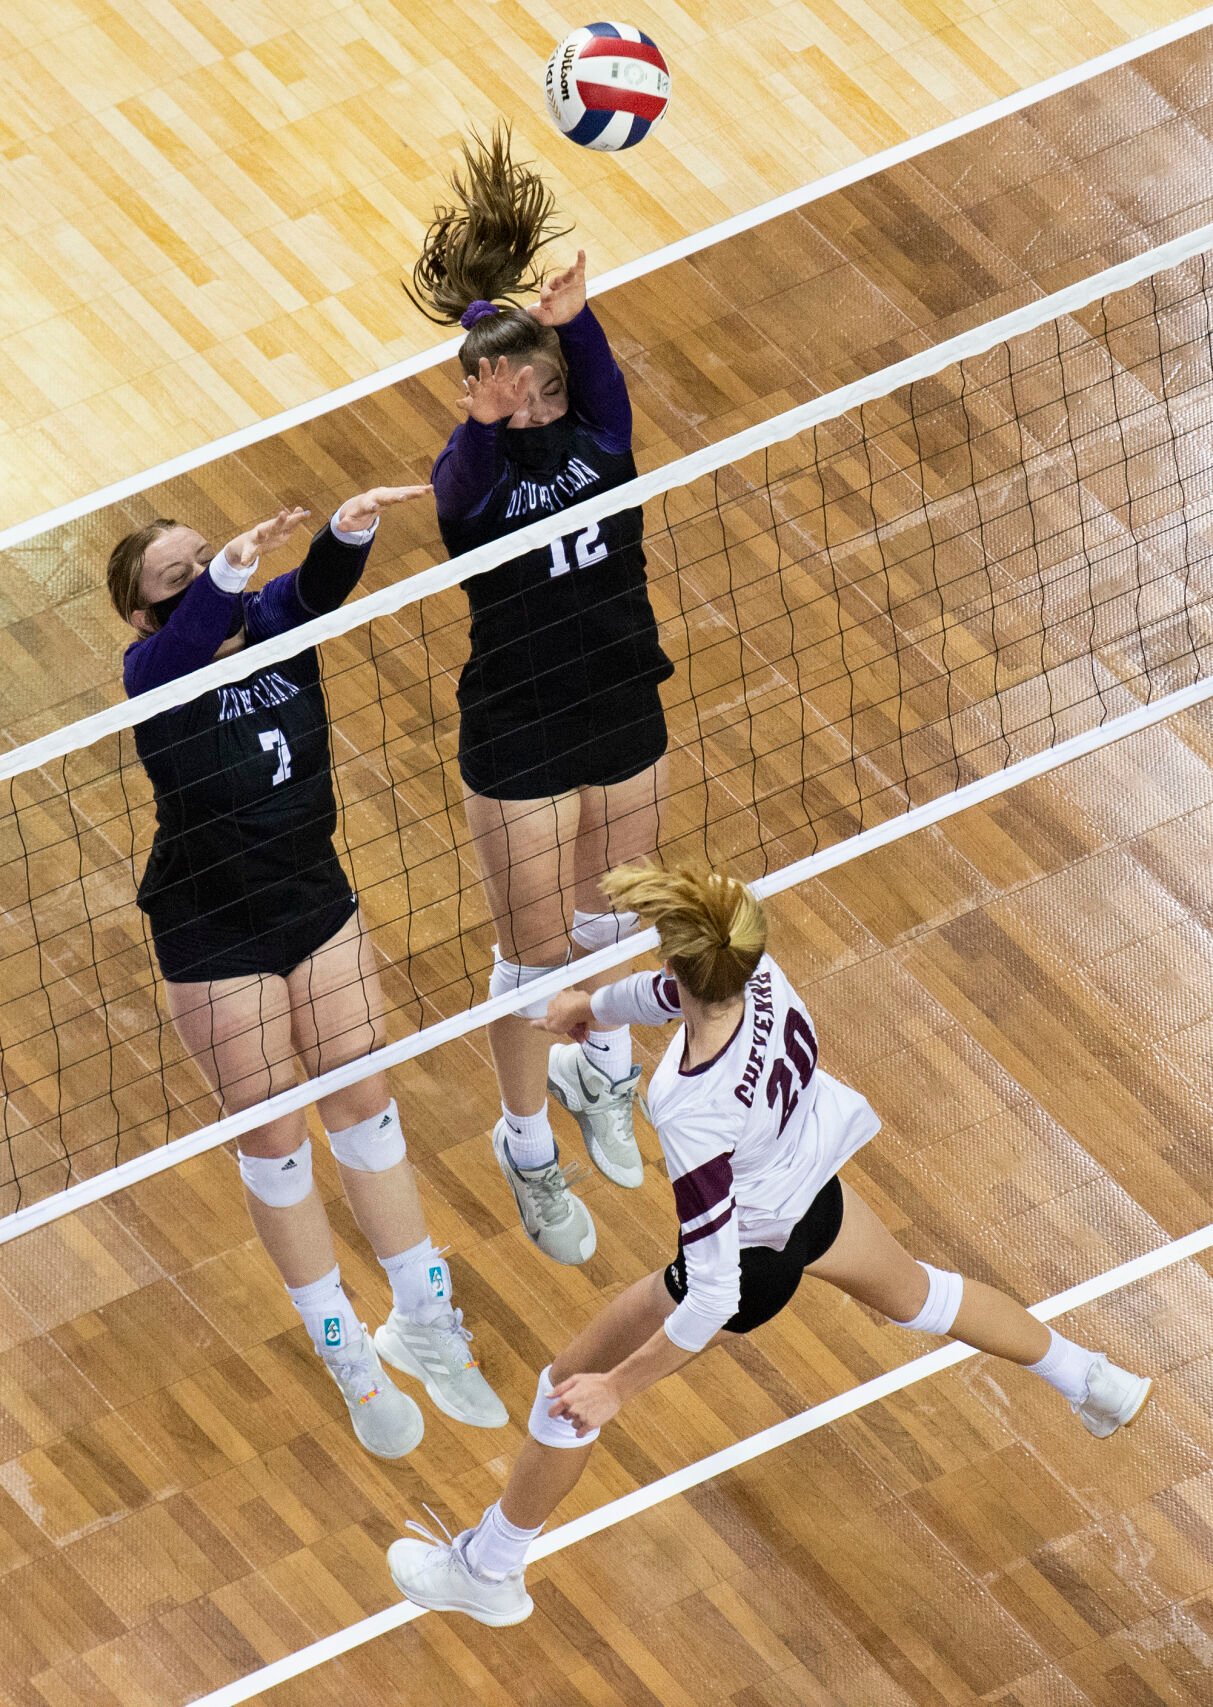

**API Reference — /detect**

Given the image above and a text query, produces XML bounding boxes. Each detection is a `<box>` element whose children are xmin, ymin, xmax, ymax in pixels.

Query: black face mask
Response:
<box><xmin>148</xmin><ymin>584</ymin><xmax>190</xmax><ymax>628</ymax></box>
<box><xmin>148</xmin><ymin>571</ymin><xmax>244</xmax><ymax>637</ymax></box>
<box><xmin>504</xmin><ymin>414</ymin><xmax>576</xmax><ymax>474</ymax></box>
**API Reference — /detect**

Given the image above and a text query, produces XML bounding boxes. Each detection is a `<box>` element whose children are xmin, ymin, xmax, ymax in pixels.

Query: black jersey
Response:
<box><xmin>134</xmin><ymin>643</ymin><xmax>348</xmax><ymax>939</ymax></box>
<box><xmin>438</xmin><ymin>419</ymin><xmax>673</xmax><ymax>735</ymax></box>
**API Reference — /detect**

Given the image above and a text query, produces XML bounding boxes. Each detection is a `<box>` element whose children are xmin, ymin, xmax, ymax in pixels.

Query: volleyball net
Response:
<box><xmin>2</xmin><ymin>224</ymin><xmax>1211</xmax><ymax>1235</ymax></box>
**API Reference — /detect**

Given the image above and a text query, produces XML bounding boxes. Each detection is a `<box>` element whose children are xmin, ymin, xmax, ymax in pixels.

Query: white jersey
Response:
<box><xmin>591</xmin><ymin>954</ymin><xmax>880</xmax><ymax>1352</ymax></box>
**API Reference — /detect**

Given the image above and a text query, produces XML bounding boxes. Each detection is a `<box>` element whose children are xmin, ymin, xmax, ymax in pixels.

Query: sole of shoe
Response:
<box><xmin>387</xmin><ymin>1543</ymin><xmax>533</xmax><ymax>1626</ymax></box>
<box><xmin>1122</xmin><ymin>1375</ymin><xmax>1154</xmax><ymax>1429</ymax></box>
<box><xmin>548</xmin><ymin>1071</ymin><xmax>645</xmax><ymax>1190</ymax></box>
<box><xmin>582</xmin><ymin>1126</ymin><xmax>644</xmax><ymax>1190</ymax></box>
<box><xmin>348</xmin><ymin>1409</ymin><xmax>425</xmax><ymax>1460</ymax></box>
<box><xmin>1083</xmin><ymin>1374</ymin><xmax>1155</xmax><ymax>1439</ymax></box>
<box><xmin>491</xmin><ymin>1124</ymin><xmax>598</xmax><ymax>1264</ymax></box>
<box><xmin>373</xmin><ymin>1328</ymin><xmax>508</xmax><ymax>1430</ymax></box>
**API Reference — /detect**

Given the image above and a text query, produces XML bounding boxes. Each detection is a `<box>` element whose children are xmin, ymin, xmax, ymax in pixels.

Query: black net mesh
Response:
<box><xmin>2</xmin><ymin>251</ymin><xmax>1211</xmax><ymax>1214</ymax></box>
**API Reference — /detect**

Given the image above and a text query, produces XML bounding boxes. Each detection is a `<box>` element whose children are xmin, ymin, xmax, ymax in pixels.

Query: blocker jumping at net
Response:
<box><xmin>409</xmin><ymin>126</ymin><xmax>674</xmax><ymax>1267</ymax></box>
<box><xmin>108</xmin><ymin>489</ymin><xmax>507</xmax><ymax>1458</ymax></box>
<box><xmin>387</xmin><ymin>862</ymin><xmax>1153</xmax><ymax>1625</ymax></box>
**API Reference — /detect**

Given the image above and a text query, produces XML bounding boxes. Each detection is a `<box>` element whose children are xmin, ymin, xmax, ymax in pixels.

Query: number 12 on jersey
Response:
<box><xmin>548</xmin><ymin>523</ymin><xmax>609</xmax><ymax>578</ymax></box>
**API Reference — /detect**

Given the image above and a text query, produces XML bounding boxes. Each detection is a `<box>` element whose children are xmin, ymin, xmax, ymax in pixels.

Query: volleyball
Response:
<box><xmin>544</xmin><ymin>23</ymin><xmax>671</xmax><ymax>151</ymax></box>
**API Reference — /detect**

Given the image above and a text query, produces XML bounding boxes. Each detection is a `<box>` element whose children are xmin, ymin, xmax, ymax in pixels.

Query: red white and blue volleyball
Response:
<box><xmin>544</xmin><ymin>23</ymin><xmax>671</xmax><ymax>151</ymax></box>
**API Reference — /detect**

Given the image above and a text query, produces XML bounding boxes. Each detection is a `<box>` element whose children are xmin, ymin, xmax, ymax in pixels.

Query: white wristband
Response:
<box><xmin>209</xmin><ymin>547</ymin><xmax>257</xmax><ymax>591</ymax></box>
<box><xmin>330</xmin><ymin>512</ymin><xmax>380</xmax><ymax>546</ymax></box>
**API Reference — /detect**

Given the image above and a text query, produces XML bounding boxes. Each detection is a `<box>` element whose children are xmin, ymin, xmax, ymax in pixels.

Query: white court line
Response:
<box><xmin>7</xmin><ymin>653</ymin><xmax>1213</xmax><ymax>1248</ymax></box>
<box><xmin>4</xmin><ymin>217</ymin><xmax>1210</xmax><ymax>788</ymax></box>
<box><xmin>186</xmin><ymin>1218</ymin><xmax>1213</xmax><ymax>1707</ymax></box>
<box><xmin>1</xmin><ymin>4</ymin><xmax>1211</xmax><ymax>555</ymax></box>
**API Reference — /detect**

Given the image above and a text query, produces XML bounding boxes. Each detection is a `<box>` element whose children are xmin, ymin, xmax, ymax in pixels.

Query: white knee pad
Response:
<box><xmin>571</xmin><ymin>908</ymin><xmax>640</xmax><ymax>953</ymax></box>
<box><xmin>238</xmin><ymin>1138</ymin><xmax>314</xmax><ymax>1207</ymax></box>
<box><xmin>489</xmin><ymin>946</ymin><xmax>569</xmax><ymax>1021</ymax></box>
<box><xmin>527</xmin><ymin>1363</ymin><xmax>599</xmax><ymax>1448</ymax></box>
<box><xmin>326</xmin><ymin>1098</ymin><xmax>407</xmax><ymax>1171</ymax></box>
<box><xmin>894</xmin><ymin>1263</ymin><xmax>964</xmax><ymax>1336</ymax></box>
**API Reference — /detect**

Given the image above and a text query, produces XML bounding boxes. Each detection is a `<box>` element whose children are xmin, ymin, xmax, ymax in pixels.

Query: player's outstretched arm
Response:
<box><xmin>536</xmin><ymin>254</ymin><xmax>631</xmax><ymax>449</ymax></box>
<box><xmin>530</xmin><ymin>249</ymin><xmax>588</xmax><ymax>327</ymax></box>
<box><xmin>222</xmin><ymin>506</ymin><xmax>312</xmax><ymax>570</ymax></box>
<box><xmin>334</xmin><ymin>485</ymin><xmax>434</xmax><ymax>532</ymax></box>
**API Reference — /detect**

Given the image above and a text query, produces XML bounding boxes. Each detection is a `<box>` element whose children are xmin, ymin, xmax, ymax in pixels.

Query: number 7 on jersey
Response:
<box><xmin>258</xmin><ymin>728</ymin><xmax>292</xmax><ymax>786</ymax></box>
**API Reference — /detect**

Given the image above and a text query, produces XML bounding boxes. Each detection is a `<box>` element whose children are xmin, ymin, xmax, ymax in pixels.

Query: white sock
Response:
<box><xmin>380</xmin><ymin>1237</ymin><xmax>452</xmax><ymax>1321</ymax></box>
<box><xmin>1026</xmin><ymin>1329</ymin><xmax>1099</xmax><ymax>1404</ymax></box>
<box><xmin>581</xmin><ymin>1026</ymin><xmax>632</xmax><ymax>1083</ymax></box>
<box><xmin>287</xmin><ymin>1266</ymin><xmax>362</xmax><ymax>1358</ymax></box>
<box><xmin>502</xmin><ymin>1104</ymin><xmax>556</xmax><ymax>1171</ymax></box>
<box><xmin>464</xmin><ymin>1500</ymin><xmax>543</xmax><ymax>1580</ymax></box>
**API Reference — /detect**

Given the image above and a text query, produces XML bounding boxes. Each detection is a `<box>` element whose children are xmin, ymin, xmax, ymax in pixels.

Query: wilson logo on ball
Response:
<box><xmin>544</xmin><ymin>22</ymin><xmax>671</xmax><ymax>152</ymax></box>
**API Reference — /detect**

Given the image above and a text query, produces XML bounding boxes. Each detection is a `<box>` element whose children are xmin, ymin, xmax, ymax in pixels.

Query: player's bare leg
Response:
<box><xmin>550</xmin><ymin>761</ymin><xmax>667</xmax><ymax>1187</ymax></box>
<box><xmin>167</xmin><ymin>972</ymin><xmax>423</xmax><ymax>1456</ymax></box>
<box><xmin>463</xmin><ymin>785</ymin><xmax>596</xmax><ymax>1264</ymax></box>
<box><xmin>806</xmin><ymin>1183</ymin><xmax>1151</xmax><ymax>1433</ymax></box>
<box><xmin>500</xmin><ymin>1269</ymin><xmax>676</xmax><ymax>1528</ymax></box>
<box><xmin>167</xmin><ymin>973</ymin><xmax>333</xmax><ymax>1284</ymax></box>
<box><xmin>388</xmin><ymin>1271</ymin><xmax>677</xmax><ymax>1622</ymax></box>
<box><xmin>289</xmin><ymin>911</ymin><xmax>506</xmax><ymax>1429</ymax></box>
<box><xmin>289</xmin><ymin>911</ymin><xmax>427</xmax><ymax>1257</ymax></box>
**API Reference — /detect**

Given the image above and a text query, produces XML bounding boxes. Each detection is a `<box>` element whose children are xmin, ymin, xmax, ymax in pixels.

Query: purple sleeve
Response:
<box><xmin>245</xmin><ymin>522</ymin><xmax>374</xmax><ymax>639</ymax></box>
<box><xmin>122</xmin><ymin>572</ymin><xmax>240</xmax><ymax>698</ymax></box>
<box><xmin>558</xmin><ymin>305</ymin><xmax>631</xmax><ymax>454</ymax></box>
<box><xmin>433</xmin><ymin>418</ymin><xmax>502</xmax><ymax>522</ymax></box>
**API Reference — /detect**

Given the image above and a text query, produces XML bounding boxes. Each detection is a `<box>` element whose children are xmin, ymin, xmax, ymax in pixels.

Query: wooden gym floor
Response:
<box><xmin>0</xmin><ymin>0</ymin><xmax>1204</xmax><ymax>531</ymax></box>
<box><xmin>1</xmin><ymin>7</ymin><xmax>1212</xmax><ymax>1706</ymax></box>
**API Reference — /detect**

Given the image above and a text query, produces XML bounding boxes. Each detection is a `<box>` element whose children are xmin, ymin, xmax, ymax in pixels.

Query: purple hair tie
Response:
<box><xmin>460</xmin><ymin>299</ymin><xmax>500</xmax><ymax>330</ymax></box>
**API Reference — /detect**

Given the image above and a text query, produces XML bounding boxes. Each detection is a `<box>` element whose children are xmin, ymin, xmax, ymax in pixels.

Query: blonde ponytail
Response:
<box><xmin>600</xmin><ymin>862</ymin><xmax>766</xmax><ymax>1004</ymax></box>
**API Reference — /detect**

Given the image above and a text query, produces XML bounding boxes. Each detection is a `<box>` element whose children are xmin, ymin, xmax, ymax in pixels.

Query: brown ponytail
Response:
<box><xmin>406</xmin><ymin>124</ymin><xmax>571</xmax><ymax>376</ymax></box>
<box><xmin>600</xmin><ymin>863</ymin><xmax>767</xmax><ymax>1005</ymax></box>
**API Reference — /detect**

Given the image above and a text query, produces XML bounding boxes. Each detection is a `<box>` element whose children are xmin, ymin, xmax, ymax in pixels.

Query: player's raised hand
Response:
<box><xmin>531</xmin><ymin>987</ymin><xmax>595</xmax><ymax>1039</ymax></box>
<box><xmin>460</xmin><ymin>356</ymin><xmax>534</xmax><ymax>423</ymax></box>
<box><xmin>335</xmin><ymin>486</ymin><xmax>434</xmax><ymax>532</ymax></box>
<box><xmin>531</xmin><ymin>250</ymin><xmax>588</xmax><ymax>327</ymax></box>
<box><xmin>225</xmin><ymin>507</ymin><xmax>311</xmax><ymax>568</ymax></box>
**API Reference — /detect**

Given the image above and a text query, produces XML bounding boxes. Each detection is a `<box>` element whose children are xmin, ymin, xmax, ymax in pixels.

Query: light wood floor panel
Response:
<box><xmin>0</xmin><ymin>19</ymin><xmax>1211</xmax><ymax>1707</ymax></box>
<box><xmin>0</xmin><ymin>0</ymin><xmax>1203</xmax><ymax>526</ymax></box>
<box><xmin>0</xmin><ymin>730</ymin><xmax>1211</xmax><ymax>1703</ymax></box>
<box><xmin>4</xmin><ymin>27</ymin><xmax>1213</xmax><ymax>752</ymax></box>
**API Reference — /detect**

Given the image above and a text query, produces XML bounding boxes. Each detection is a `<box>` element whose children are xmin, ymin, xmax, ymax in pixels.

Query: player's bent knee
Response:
<box><xmin>489</xmin><ymin>947</ymin><xmax>569</xmax><ymax>1021</ymax></box>
<box><xmin>238</xmin><ymin>1138</ymin><xmax>314</xmax><ymax>1207</ymax></box>
<box><xmin>326</xmin><ymin>1099</ymin><xmax>407</xmax><ymax>1172</ymax></box>
<box><xmin>891</xmin><ymin>1262</ymin><xmax>964</xmax><ymax>1335</ymax></box>
<box><xmin>527</xmin><ymin>1364</ymin><xmax>599</xmax><ymax>1448</ymax></box>
<box><xmin>571</xmin><ymin>908</ymin><xmax>640</xmax><ymax>952</ymax></box>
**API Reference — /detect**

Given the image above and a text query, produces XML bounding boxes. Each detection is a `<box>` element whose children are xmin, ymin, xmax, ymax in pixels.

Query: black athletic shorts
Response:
<box><xmin>458</xmin><ymin>682</ymin><xmax>668</xmax><ymax>801</ymax></box>
<box><xmin>149</xmin><ymin>884</ymin><xmax>358</xmax><ymax>984</ymax></box>
<box><xmin>663</xmin><ymin>1174</ymin><xmax>845</xmax><ymax>1335</ymax></box>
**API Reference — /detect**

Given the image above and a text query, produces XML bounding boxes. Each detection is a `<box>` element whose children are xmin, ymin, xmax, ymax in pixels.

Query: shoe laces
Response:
<box><xmin>525</xmin><ymin>1156</ymin><xmax>589</xmax><ymax>1226</ymax></box>
<box><xmin>324</xmin><ymin>1328</ymin><xmax>381</xmax><ymax>1397</ymax></box>
<box><xmin>403</xmin><ymin>1503</ymin><xmax>457</xmax><ymax>1549</ymax></box>
<box><xmin>424</xmin><ymin>1305</ymin><xmax>479</xmax><ymax>1370</ymax></box>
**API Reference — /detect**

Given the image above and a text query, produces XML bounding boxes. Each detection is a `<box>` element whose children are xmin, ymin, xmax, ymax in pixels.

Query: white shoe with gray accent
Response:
<box><xmin>387</xmin><ymin>1515</ymin><xmax>533</xmax><ymax>1626</ymax></box>
<box><xmin>321</xmin><ymin>1327</ymin><xmax>424</xmax><ymax>1459</ymax></box>
<box><xmin>547</xmin><ymin>1042</ymin><xmax>645</xmax><ymax>1188</ymax></box>
<box><xmin>374</xmin><ymin>1307</ymin><xmax>508</xmax><ymax>1429</ymax></box>
<box><xmin>492</xmin><ymin>1118</ymin><xmax>597</xmax><ymax>1265</ymax></box>
<box><xmin>1074</xmin><ymin>1355</ymin><xmax>1153</xmax><ymax>1438</ymax></box>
